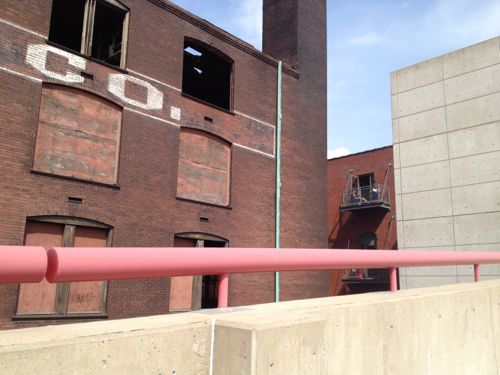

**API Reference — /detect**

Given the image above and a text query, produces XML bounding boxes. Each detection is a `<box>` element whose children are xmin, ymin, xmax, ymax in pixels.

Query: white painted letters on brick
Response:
<box><xmin>26</xmin><ymin>44</ymin><xmax>86</xmax><ymax>83</ymax></box>
<box><xmin>108</xmin><ymin>74</ymin><xmax>163</xmax><ymax>110</ymax></box>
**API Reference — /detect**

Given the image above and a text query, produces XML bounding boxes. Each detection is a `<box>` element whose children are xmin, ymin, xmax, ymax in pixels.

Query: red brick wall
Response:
<box><xmin>0</xmin><ymin>0</ymin><xmax>328</xmax><ymax>328</ymax></box>
<box><xmin>327</xmin><ymin>146</ymin><xmax>398</xmax><ymax>294</ymax></box>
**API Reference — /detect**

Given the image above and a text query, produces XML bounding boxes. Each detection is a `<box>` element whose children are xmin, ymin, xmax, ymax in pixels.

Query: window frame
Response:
<box><xmin>49</xmin><ymin>0</ymin><xmax>129</xmax><ymax>69</ymax></box>
<box><xmin>13</xmin><ymin>216</ymin><xmax>113</xmax><ymax>320</ymax></box>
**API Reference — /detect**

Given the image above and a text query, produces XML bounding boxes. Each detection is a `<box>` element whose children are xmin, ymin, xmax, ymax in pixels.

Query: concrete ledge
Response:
<box><xmin>0</xmin><ymin>314</ymin><xmax>213</xmax><ymax>375</ymax></box>
<box><xmin>1</xmin><ymin>279</ymin><xmax>499</xmax><ymax>374</ymax></box>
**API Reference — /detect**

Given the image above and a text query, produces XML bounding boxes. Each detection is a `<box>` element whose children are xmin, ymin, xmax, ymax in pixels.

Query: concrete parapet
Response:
<box><xmin>0</xmin><ymin>314</ymin><xmax>213</xmax><ymax>375</ymax></box>
<box><xmin>1</xmin><ymin>279</ymin><xmax>499</xmax><ymax>374</ymax></box>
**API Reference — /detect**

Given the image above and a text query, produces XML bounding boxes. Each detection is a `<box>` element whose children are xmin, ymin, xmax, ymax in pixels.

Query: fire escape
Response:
<box><xmin>340</xmin><ymin>163</ymin><xmax>393</xmax><ymax>293</ymax></box>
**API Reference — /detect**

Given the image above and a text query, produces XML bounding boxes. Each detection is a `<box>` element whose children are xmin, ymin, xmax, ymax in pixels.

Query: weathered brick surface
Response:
<box><xmin>0</xmin><ymin>0</ymin><xmax>328</xmax><ymax>327</ymax></box>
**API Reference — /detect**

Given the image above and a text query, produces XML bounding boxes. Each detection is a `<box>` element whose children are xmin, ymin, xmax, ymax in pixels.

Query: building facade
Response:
<box><xmin>327</xmin><ymin>146</ymin><xmax>397</xmax><ymax>295</ymax></box>
<box><xmin>392</xmin><ymin>37</ymin><xmax>500</xmax><ymax>289</ymax></box>
<box><xmin>0</xmin><ymin>0</ymin><xmax>328</xmax><ymax>329</ymax></box>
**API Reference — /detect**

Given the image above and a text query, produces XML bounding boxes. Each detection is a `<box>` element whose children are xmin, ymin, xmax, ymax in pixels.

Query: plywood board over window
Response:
<box><xmin>177</xmin><ymin>128</ymin><xmax>231</xmax><ymax>206</ymax></box>
<box><xmin>33</xmin><ymin>85</ymin><xmax>122</xmax><ymax>185</ymax></box>
<box><xmin>16</xmin><ymin>217</ymin><xmax>111</xmax><ymax>318</ymax></box>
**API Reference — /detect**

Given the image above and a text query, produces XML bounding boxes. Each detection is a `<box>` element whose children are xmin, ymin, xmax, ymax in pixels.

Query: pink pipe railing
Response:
<box><xmin>2</xmin><ymin>246</ymin><xmax>500</xmax><ymax>308</ymax></box>
<box><xmin>0</xmin><ymin>246</ymin><xmax>47</xmax><ymax>283</ymax></box>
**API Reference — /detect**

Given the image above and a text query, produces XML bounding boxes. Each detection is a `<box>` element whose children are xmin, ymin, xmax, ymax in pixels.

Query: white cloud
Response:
<box><xmin>231</xmin><ymin>0</ymin><xmax>262</xmax><ymax>49</ymax></box>
<box><xmin>328</xmin><ymin>147</ymin><xmax>350</xmax><ymax>159</ymax></box>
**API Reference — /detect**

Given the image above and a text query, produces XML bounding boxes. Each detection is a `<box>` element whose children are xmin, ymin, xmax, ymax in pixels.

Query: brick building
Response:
<box><xmin>0</xmin><ymin>0</ymin><xmax>328</xmax><ymax>329</ymax></box>
<box><xmin>327</xmin><ymin>146</ymin><xmax>397</xmax><ymax>294</ymax></box>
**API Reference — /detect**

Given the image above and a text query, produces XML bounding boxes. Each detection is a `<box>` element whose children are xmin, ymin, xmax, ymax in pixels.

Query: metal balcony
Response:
<box><xmin>340</xmin><ymin>183</ymin><xmax>391</xmax><ymax>211</ymax></box>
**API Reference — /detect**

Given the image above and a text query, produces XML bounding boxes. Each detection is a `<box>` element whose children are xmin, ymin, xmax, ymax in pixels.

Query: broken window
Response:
<box><xmin>182</xmin><ymin>39</ymin><xmax>233</xmax><ymax>110</ymax></box>
<box><xmin>49</xmin><ymin>0</ymin><xmax>129</xmax><ymax>68</ymax></box>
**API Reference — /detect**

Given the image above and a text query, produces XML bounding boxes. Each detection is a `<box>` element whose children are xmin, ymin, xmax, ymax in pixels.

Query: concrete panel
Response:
<box><xmin>401</xmin><ymin>161</ymin><xmax>450</xmax><ymax>194</ymax></box>
<box><xmin>446</xmin><ymin>91</ymin><xmax>500</xmax><ymax>131</ymax></box>
<box><xmin>397</xmin><ymin>81</ymin><xmax>445</xmax><ymax>117</ymax></box>
<box><xmin>325</xmin><ymin>304</ymin><xmax>388</xmax><ymax>375</ymax></box>
<box><xmin>395</xmin><ymin>194</ymin><xmax>402</xmax><ymax>221</ymax></box>
<box><xmin>456</xmin><ymin>244</ymin><xmax>500</xmax><ymax>276</ymax></box>
<box><xmin>0</xmin><ymin>314</ymin><xmax>212</xmax><ymax>375</ymax></box>
<box><xmin>454</xmin><ymin>212</ymin><xmax>500</xmax><ymax>245</ymax></box>
<box><xmin>444</xmin><ymin>63</ymin><xmax>500</xmax><ymax>104</ymax></box>
<box><xmin>452</xmin><ymin>180</ymin><xmax>500</xmax><ymax>216</ymax></box>
<box><xmin>402</xmin><ymin>189</ymin><xmax>452</xmax><ymax>220</ymax></box>
<box><xmin>391</xmin><ymin>94</ymin><xmax>398</xmax><ymax>119</ymax></box>
<box><xmin>399</xmin><ymin>134</ymin><xmax>448</xmax><ymax>168</ymax></box>
<box><xmin>396</xmin><ymin>219</ymin><xmax>405</xmax><ymax>248</ymax></box>
<box><xmin>214</xmin><ymin>313</ymin><xmax>327</xmax><ymax>375</ymax></box>
<box><xmin>386</xmin><ymin>282</ymin><xmax>498</xmax><ymax>374</ymax></box>
<box><xmin>392</xmin><ymin>119</ymin><xmax>400</xmax><ymax>143</ymax></box>
<box><xmin>405</xmin><ymin>275</ymin><xmax>458</xmax><ymax>288</ymax></box>
<box><xmin>394</xmin><ymin>167</ymin><xmax>401</xmax><ymax>194</ymax></box>
<box><xmin>390</xmin><ymin>71</ymin><xmax>398</xmax><ymax>95</ymax></box>
<box><xmin>399</xmin><ymin>275</ymin><xmax>407</xmax><ymax>288</ymax></box>
<box><xmin>396</xmin><ymin>57</ymin><xmax>443</xmax><ymax>92</ymax></box>
<box><xmin>406</xmin><ymin>265</ymin><xmax>457</xmax><ymax>277</ymax></box>
<box><xmin>393</xmin><ymin>143</ymin><xmax>400</xmax><ymax>169</ymax></box>
<box><xmin>448</xmin><ymin>121</ymin><xmax>500</xmax><ymax>159</ymax></box>
<box><xmin>450</xmin><ymin>150</ymin><xmax>500</xmax><ymax>186</ymax></box>
<box><xmin>443</xmin><ymin>37</ymin><xmax>500</xmax><ymax>78</ymax></box>
<box><xmin>403</xmin><ymin>216</ymin><xmax>454</xmax><ymax>248</ymax></box>
<box><xmin>398</xmin><ymin>107</ymin><xmax>447</xmax><ymax>142</ymax></box>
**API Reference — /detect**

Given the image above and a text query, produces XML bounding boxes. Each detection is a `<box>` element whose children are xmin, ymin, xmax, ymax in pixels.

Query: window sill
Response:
<box><xmin>181</xmin><ymin>93</ymin><xmax>235</xmax><ymax>116</ymax></box>
<box><xmin>31</xmin><ymin>170</ymin><xmax>121</xmax><ymax>190</ymax></box>
<box><xmin>176</xmin><ymin>196</ymin><xmax>232</xmax><ymax>210</ymax></box>
<box><xmin>12</xmin><ymin>313</ymin><xmax>108</xmax><ymax>320</ymax></box>
<box><xmin>45</xmin><ymin>40</ymin><xmax>128</xmax><ymax>74</ymax></box>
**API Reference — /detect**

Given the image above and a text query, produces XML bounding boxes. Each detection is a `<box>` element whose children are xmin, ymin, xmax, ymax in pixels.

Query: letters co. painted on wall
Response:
<box><xmin>26</xmin><ymin>44</ymin><xmax>164</xmax><ymax>111</ymax></box>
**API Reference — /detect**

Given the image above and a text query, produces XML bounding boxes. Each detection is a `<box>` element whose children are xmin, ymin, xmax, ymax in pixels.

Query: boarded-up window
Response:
<box><xmin>177</xmin><ymin>129</ymin><xmax>231</xmax><ymax>206</ymax></box>
<box><xmin>16</xmin><ymin>219</ymin><xmax>110</xmax><ymax>316</ymax></box>
<box><xmin>33</xmin><ymin>85</ymin><xmax>121</xmax><ymax>185</ymax></box>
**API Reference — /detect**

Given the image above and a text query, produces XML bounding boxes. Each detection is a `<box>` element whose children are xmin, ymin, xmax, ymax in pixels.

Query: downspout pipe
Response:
<box><xmin>275</xmin><ymin>61</ymin><xmax>282</xmax><ymax>302</ymax></box>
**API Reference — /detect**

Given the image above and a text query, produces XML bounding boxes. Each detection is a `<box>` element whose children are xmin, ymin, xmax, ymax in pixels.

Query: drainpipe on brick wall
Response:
<box><xmin>275</xmin><ymin>61</ymin><xmax>282</xmax><ymax>302</ymax></box>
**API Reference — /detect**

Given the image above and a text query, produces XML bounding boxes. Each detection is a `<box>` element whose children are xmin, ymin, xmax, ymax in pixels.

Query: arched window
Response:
<box><xmin>177</xmin><ymin>128</ymin><xmax>231</xmax><ymax>206</ymax></box>
<box><xmin>33</xmin><ymin>84</ymin><xmax>122</xmax><ymax>185</ymax></box>
<box><xmin>182</xmin><ymin>38</ymin><xmax>233</xmax><ymax>110</ymax></box>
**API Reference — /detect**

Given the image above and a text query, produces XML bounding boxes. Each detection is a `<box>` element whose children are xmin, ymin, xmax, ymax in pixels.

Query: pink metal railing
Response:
<box><xmin>1</xmin><ymin>246</ymin><xmax>500</xmax><ymax>308</ymax></box>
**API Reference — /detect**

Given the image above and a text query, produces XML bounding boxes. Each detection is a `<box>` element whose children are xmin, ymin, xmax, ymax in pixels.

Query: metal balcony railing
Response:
<box><xmin>341</xmin><ymin>183</ymin><xmax>390</xmax><ymax>210</ymax></box>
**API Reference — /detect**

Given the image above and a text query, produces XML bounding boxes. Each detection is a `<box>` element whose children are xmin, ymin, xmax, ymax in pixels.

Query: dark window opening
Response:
<box><xmin>201</xmin><ymin>239</ymin><xmax>226</xmax><ymax>308</ymax></box>
<box><xmin>357</xmin><ymin>173</ymin><xmax>374</xmax><ymax>187</ymax></box>
<box><xmin>182</xmin><ymin>40</ymin><xmax>232</xmax><ymax>110</ymax></box>
<box><xmin>359</xmin><ymin>232</ymin><xmax>377</xmax><ymax>249</ymax></box>
<box><xmin>48</xmin><ymin>0</ymin><xmax>128</xmax><ymax>68</ymax></box>
<box><xmin>91</xmin><ymin>1</ymin><xmax>125</xmax><ymax>66</ymax></box>
<box><xmin>48</xmin><ymin>0</ymin><xmax>86</xmax><ymax>52</ymax></box>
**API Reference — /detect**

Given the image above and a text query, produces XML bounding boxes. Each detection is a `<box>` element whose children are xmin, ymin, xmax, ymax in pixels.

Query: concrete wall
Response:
<box><xmin>1</xmin><ymin>279</ymin><xmax>499</xmax><ymax>374</ymax></box>
<box><xmin>391</xmin><ymin>37</ymin><xmax>500</xmax><ymax>288</ymax></box>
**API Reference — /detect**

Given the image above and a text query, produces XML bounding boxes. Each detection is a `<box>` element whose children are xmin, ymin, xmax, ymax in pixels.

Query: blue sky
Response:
<box><xmin>170</xmin><ymin>0</ymin><xmax>500</xmax><ymax>157</ymax></box>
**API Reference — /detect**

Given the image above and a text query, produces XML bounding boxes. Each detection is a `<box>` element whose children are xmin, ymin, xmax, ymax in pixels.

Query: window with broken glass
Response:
<box><xmin>182</xmin><ymin>39</ymin><xmax>233</xmax><ymax>111</ymax></box>
<box><xmin>48</xmin><ymin>0</ymin><xmax>129</xmax><ymax>68</ymax></box>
